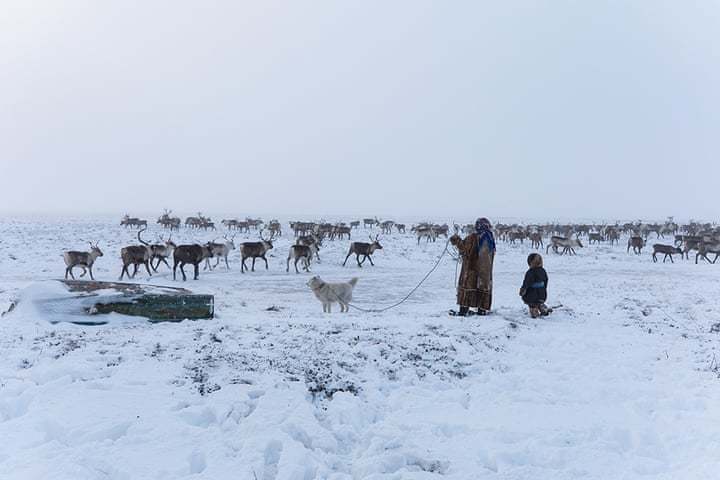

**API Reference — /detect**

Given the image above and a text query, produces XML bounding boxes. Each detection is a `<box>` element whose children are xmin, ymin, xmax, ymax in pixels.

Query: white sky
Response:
<box><xmin>1</xmin><ymin>1</ymin><xmax>718</xmax><ymax>221</ymax></box>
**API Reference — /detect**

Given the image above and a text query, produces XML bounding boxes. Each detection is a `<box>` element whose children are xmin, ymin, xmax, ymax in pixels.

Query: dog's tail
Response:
<box><xmin>348</xmin><ymin>277</ymin><xmax>359</xmax><ymax>288</ymax></box>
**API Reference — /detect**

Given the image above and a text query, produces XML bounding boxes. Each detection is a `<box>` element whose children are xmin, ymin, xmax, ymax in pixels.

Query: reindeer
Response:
<box><xmin>63</xmin><ymin>242</ymin><xmax>103</xmax><ymax>280</ymax></box>
<box><xmin>291</xmin><ymin>221</ymin><xmax>314</xmax><ymax>237</ymax></box>
<box><xmin>627</xmin><ymin>236</ymin><xmax>645</xmax><ymax>255</ymax></box>
<box><xmin>433</xmin><ymin>224</ymin><xmax>450</xmax><ymax>239</ymax></box>
<box><xmin>148</xmin><ymin>235</ymin><xmax>177</xmax><ymax>272</ymax></box>
<box><xmin>268</xmin><ymin>220</ymin><xmax>282</xmax><ymax>237</ymax></box>
<box><xmin>507</xmin><ymin>231</ymin><xmax>525</xmax><ymax>244</ymax></box>
<box><xmin>695</xmin><ymin>241</ymin><xmax>720</xmax><ymax>264</ymax></box>
<box><xmin>286</xmin><ymin>244</ymin><xmax>318</xmax><ymax>273</ymax></box>
<box><xmin>239</xmin><ymin>230</ymin><xmax>275</xmax><ymax>273</ymax></box>
<box><xmin>173</xmin><ymin>243</ymin><xmax>214</xmax><ymax>281</ymax></box>
<box><xmin>158</xmin><ymin>217</ymin><xmax>181</xmax><ymax>231</ymax></box>
<box><xmin>222</xmin><ymin>219</ymin><xmax>238</xmax><ymax>230</ymax></box>
<box><xmin>198</xmin><ymin>216</ymin><xmax>216</xmax><ymax>231</ymax></box>
<box><xmin>185</xmin><ymin>216</ymin><xmax>202</xmax><ymax>229</ymax></box>
<box><xmin>416</xmin><ymin>226</ymin><xmax>437</xmax><ymax>244</ymax></box>
<box><xmin>343</xmin><ymin>235</ymin><xmax>383</xmax><ymax>267</ymax></box>
<box><xmin>588</xmin><ymin>232</ymin><xmax>604</xmax><ymax>244</ymax></box>
<box><xmin>204</xmin><ymin>235</ymin><xmax>236</xmax><ymax>270</ymax></box>
<box><xmin>246</xmin><ymin>218</ymin><xmax>264</xmax><ymax>230</ymax></box>
<box><xmin>652</xmin><ymin>244</ymin><xmax>683</xmax><ymax>263</ymax></box>
<box><xmin>606</xmin><ymin>229</ymin><xmax>620</xmax><ymax>245</ymax></box>
<box><xmin>121</xmin><ymin>215</ymin><xmax>147</xmax><ymax>229</ymax></box>
<box><xmin>529</xmin><ymin>232</ymin><xmax>543</xmax><ymax>249</ymax></box>
<box><xmin>395</xmin><ymin>223</ymin><xmax>406</xmax><ymax>234</ymax></box>
<box><xmin>682</xmin><ymin>236</ymin><xmax>702</xmax><ymax>260</ymax></box>
<box><xmin>119</xmin><ymin>229</ymin><xmax>153</xmax><ymax>280</ymax></box>
<box><xmin>317</xmin><ymin>223</ymin><xmax>334</xmax><ymax>240</ymax></box>
<box><xmin>297</xmin><ymin>234</ymin><xmax>322</xmax><ymax>262</ymax></box>
<box><xmin>350</xmin><ymin>221</ymin><xmax>360</xmax><ymax>229</ymax></box>
<box><xmin>380</xmin><ymin>221</ymin><xmax>395</xmax><ymax>235</ymax></box>
<box><xmin>546</xmin><ymin>236</ymin><xmax>584</xmax><ymax>255</ymax></box>
<box><xmin>363</xmin><ymin>217</ymin><xmax>379</xmax><ymax>229</ymax></box>
<box><xmin>332</xmin><ymin>225</ymin><xmax>352</xmax><ymax>240</ymax></box>
<box><xmin>157</xmin><ymin>210</ymin><xmax>180</xmax><ymax>230</ymax></box>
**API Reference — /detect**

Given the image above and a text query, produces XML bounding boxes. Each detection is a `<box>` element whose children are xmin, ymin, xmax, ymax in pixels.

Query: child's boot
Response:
<box><xmin>529</xmin><ymin>306</ymin><xmax>540</xmax><ymax>318</ymax></box>
<box><xmin>539</xmin><ymin>304</ymin><xmax>550</xmax><ymax>316</ymax></box>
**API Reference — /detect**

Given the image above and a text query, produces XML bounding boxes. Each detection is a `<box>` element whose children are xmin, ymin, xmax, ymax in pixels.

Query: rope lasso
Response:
<box><xmin>324</xmin><ymin>238</ymin><xmax>458</xmax><ymax>313</ymax></box>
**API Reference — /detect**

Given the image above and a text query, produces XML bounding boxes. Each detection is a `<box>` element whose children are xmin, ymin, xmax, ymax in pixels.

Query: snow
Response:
<box><xmin>0</xmin><ymin>216</ymin><xmax>719</xmax><ymax>479</ymax></box>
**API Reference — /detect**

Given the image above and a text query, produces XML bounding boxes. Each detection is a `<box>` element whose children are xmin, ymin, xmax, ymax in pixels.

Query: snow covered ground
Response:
<box><xmin>1</xmin><ymin>216</ymin><xmax>719</xmax><ymax>479</ymax></box>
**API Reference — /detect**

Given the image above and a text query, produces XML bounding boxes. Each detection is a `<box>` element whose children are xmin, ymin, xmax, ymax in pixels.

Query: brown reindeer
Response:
<box><xmin>286</xmin><ymin>244</ymin><xmax>318</xmax><ymax>273</ymax></box>
<box><xmin>529</xmin><ymin>232</ymin><xmax>543</xmax><ymax>249</ymax></box>
<box><xmin>343</xmin><ymin>235</ymin><xmax>383</xmax><ymax>267</ymax></box>
<box><xmin>173</xmin><ymin>243</ymin><xmax>214</xmax><ymax>281</ymax></box>
<box><xmin>119</xmin><ymin>229</ymin><xmax>153</xmax><ymax>280</ymax></box>
<box><xmin>696</xmin><ymin>241</ymin><xmax>720</xmax><ymax>264</ymax></box>
<box><xmin>363</xmin><ymin>217</ymin><xmax>379</xmax><ymax>229</ymax></box>
<box><xmin>627</xmin><ymin>236</ymin><xmax>645</xmax><ymax>255</ymax></box>
<box><xmin>652</xmin><ymin>244</ymin><xmax>683</xmax><ymax>263</ymax></box>
<box><xmin>588</xmin><ymin>232</ymin><xmax>604</xmax><ymax>244</ymax></box>
<box><xmin>239</xmin><ymin>230</ymin><xmax>275</xmax><ymax>273</ymax></box>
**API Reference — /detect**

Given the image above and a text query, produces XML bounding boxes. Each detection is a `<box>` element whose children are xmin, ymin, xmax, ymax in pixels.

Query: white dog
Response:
<box><xmin>307</xmin><ymin>276</ymin><xmax>358</xmax><ymax>313</ymax></box>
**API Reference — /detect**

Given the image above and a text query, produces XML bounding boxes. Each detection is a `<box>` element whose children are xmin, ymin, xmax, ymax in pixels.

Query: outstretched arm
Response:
<box><xmin>450</xmin><ymin>234</ymin><xmax>474</xmax><ymax>255</ymax></box>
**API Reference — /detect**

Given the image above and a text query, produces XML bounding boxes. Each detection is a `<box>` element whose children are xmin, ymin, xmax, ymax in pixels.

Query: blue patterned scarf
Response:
<box><xmin>475</xmin><ymin>222</ymin><xmax>496</xmax><ymax>253</ymax></box>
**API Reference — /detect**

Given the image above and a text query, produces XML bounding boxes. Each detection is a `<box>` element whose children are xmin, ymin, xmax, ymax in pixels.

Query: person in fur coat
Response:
<box><xmin>449</xmin><ymin>217</ymin><xmax>496</xmax><ymax>316</ymax></box>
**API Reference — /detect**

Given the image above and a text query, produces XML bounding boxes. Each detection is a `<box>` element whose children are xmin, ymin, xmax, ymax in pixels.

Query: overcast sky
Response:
<box><xmin>1</xmin><ymin>1</ymin><xmax>718</xmax><ymax>221</ymax></box>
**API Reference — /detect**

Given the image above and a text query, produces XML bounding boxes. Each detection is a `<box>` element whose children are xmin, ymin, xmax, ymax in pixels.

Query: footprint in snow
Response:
<box><xmin>263</xmin><ymin>440</ymin><xmax>283</xmax><ymax>480</ymax></box>
<box><xmin>188</xmin><ymin>450</ymin><xmax>207</xmax><ymax>475</ymax></box>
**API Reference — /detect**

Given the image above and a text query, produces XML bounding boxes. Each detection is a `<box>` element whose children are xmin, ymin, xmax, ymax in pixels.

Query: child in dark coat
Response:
<box><xmin>520</xmin><ymin>253</ymin><xmax>550</xmax><ymax>318</ymax></box>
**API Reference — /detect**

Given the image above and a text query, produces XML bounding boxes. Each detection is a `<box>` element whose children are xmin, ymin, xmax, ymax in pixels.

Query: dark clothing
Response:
<box><xmin>520</xmin><ymin>267</ymin><xmax>548</xmax><ymax>306</ymax></box>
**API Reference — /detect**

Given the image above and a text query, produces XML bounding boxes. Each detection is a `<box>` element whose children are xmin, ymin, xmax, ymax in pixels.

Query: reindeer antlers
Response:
<box><xmin>260</xmin><ymin>228</ymin><xmax>276</xmax><ymax>242</ymax></box>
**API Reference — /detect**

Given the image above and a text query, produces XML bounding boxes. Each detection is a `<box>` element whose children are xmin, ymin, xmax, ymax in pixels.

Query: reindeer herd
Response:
<box><xmin>494</xmin><ymin>219</ymin><xmax>720</xmax><ymax>264</ymax></box>
<box><xmin>62</xmin><ymin>215</ymin><xmax>720</xmax><ymax>283</ymax></box>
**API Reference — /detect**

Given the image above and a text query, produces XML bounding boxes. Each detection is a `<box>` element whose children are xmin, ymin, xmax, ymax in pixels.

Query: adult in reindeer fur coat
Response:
<box><xmin>450</xmin><ymin>217</ymin><xmax>496</xmax><ymax>316</ymax></box>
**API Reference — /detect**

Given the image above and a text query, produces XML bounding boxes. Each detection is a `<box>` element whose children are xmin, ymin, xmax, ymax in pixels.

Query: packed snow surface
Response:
<box><xmin>0</xmin><ymin>216</ymin><xmax>719</xmax><ymax>479</ymax></box>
